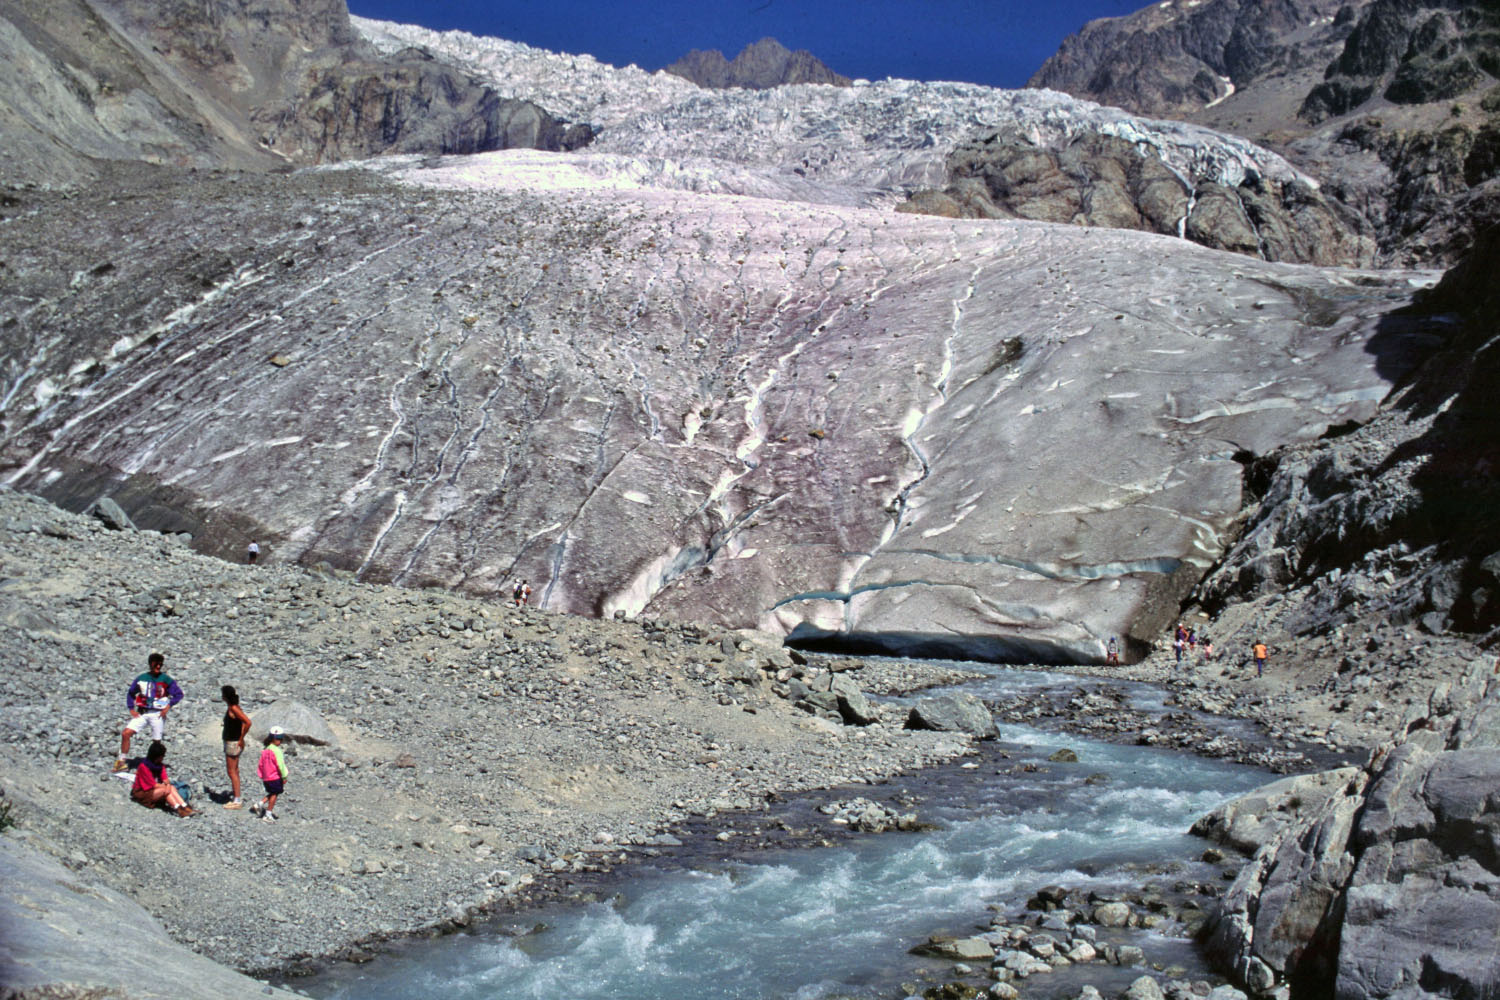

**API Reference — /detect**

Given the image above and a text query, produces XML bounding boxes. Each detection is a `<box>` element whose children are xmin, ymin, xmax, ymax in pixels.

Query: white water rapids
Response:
<box><xmin>303</xmin><ymin>668</ymin><xmax>1273</xmax><ymax>1000</ymax></box>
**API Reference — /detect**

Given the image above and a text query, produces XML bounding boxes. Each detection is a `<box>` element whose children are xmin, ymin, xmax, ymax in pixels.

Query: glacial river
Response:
<box><xmin>299</xmin><ymin>667</ymin><xmax>1274</xmax><ymax>1000</ymax></box>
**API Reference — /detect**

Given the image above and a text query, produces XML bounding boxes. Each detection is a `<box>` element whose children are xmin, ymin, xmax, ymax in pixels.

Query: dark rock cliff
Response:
<box><xmin>1301</xmin><ymin>0</ymin><xmax>1500</xmax><ymax>121</ymax></box>
<box><xmin>664</xmin><ymin>37</ymin><xmax>851</xmax><ymax>90</ymax></box>
<box><xmin>1196</xmin><ymin>225</ymin><xmax>1500</xmax><ymax>641</ymax></box>
<box><xmin>1028</xmin><ymin>0</ymin><xmax>1355</xmax><ymax>119</ymax></box>
<box><xmin>1029</xmin><ymin>0</ymin><xmax>1500</xmax><ymax>266</ymax></box>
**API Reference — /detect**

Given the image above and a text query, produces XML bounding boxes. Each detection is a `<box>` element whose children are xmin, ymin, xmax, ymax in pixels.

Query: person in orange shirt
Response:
<box><xmin>1252</xmin><ymin>640</ymin><xmax>1269</xmax><ymax>677</ymax></box>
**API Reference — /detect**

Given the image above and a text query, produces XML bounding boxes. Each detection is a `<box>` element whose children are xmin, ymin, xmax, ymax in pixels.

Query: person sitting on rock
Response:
<box><xmin>131</xmin><ymin>740</ymin><xmax>194</xmax><ymax>817</ymax></box>
<box><xmin>113</xmin><ymin>652</ymin><xmax>183</xmax><ymax>772</ymax></box>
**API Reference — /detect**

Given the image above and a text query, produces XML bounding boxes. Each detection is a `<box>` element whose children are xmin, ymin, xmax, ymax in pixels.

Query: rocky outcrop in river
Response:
<box><xmin>1197</xmin><ymin>657</ymin><xmax>1500</xmax><ymax>1000</ymax></box>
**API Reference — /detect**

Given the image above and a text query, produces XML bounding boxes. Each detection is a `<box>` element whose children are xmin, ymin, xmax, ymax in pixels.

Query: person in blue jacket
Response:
<box><xmin>112</xmin><ymin>652</ymin><xmax>184</xmax><ymax>772</ymax></box>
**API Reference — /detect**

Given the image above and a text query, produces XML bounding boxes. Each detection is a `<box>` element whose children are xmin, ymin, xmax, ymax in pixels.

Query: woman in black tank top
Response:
<box><xmin>220</xmin><ymin>686</ymin><xmax>252</xmax><ymax>809</ymax></box>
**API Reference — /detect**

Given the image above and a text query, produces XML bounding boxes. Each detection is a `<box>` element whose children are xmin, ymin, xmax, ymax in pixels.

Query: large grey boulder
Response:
<box><xmin>255</xmin><ymin>699</ymin><xmax>338</xmax><ymax>748</ymax></box>
<box><xmin>827</xmin><ymin>674</ymin><xmax>878</xmax><ymax>726</ymax></box>
<box><xmin>88</xmin><ymin>496</ymin><xmax>136</xmax><ymax>531</ymax></box>
<box><xmin>905</xmin><ymin>694</ymin><xmax>997</xmax><ymax>739</ymax></box>
<box><xmin>0</xmin><ymin>835</ymin><xmax>302</xmax><ymax>999</ymax></box>
<box><xmin>1191</xmin><ymin>766</ymin><xmax>1363</xmax><ymax>855</ymax></box>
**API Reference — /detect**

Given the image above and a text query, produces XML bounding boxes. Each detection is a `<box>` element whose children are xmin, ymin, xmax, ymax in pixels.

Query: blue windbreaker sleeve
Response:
<box><xmin>167</xmin><ymin>679</ymin><xmax>185</xmax><ymax>706</ymax></box>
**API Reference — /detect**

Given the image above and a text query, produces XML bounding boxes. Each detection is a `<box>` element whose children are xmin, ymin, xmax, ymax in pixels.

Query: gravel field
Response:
<box><xmin>0</xmin><ymin>488</ymin><xmax>976</xmax><ymax>975</ymax></box>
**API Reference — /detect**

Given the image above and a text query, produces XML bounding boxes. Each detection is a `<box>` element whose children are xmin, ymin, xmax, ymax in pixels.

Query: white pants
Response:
<box><xmin>125</xmin><ymin>711</ymin><xmax>165</xmax><ymax>741</ymax></box>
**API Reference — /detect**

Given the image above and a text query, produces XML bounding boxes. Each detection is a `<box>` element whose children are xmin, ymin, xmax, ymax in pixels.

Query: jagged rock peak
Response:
<box><xmin>664</xmin><ymin>37</ymin><xmax>852</xmax><ymax>89</ymax></box>
<box><xmin>1301</xmin><ymin>0</ymin><xmax>1500</xmax><ymax>122</ymax></box>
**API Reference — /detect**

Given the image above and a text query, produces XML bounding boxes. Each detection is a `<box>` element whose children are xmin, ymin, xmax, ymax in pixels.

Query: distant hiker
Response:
<box><xmin>131</xmin><ymin>741</ymin><xmax>194</xmax><ymax>817</ymax></box>
<box><xmin>247</xmin><ymin>541</ymin><xmax>259</xmax><ymax>565</ymax></box>
<box><xmin>114</xmin><ymin>652</ymin><xmax>183</xmax><ymax>772</ymax></box>
<box><xmin>513</xmin><ymin>579</ymin><xmax>532</xmax><ymax>607</ymax></box>
<box><xmin>252</xmin><ymin>727</ymin><xmax>289</xmax><ymax>823</ymax></box>
<box><xmin>1252</xmin><ymin>640</ymin><xmax>1269</xmax><ymax>677</ymax></box>
<box><xmin>1187</xmin><ymin>627</ymin><xmax>1198</xmax><ymax>654</ymax></box>
<box><xmin>221</xmin><ymin>685</ymin><xmax>252</xmax><ymax>810</ymax></box>
<box><xmin>1106</xmin><ymin>637</ymin><xmax>1119</xmax><ymax>666</ymax></box>
<box><xmin>1175</xmin><ymin>624</ymin><xmax>1187</xmax><ymax>644</ymax></box>
<box><xmin>1203</xmin><ymin>638</ymin><xmax>1216</xmax><ymax>661</ymax></box>
<box><xmin>1173</xmin><ymin>635</ymin><xmax>1185</xmax><ymax>664</ymax></box>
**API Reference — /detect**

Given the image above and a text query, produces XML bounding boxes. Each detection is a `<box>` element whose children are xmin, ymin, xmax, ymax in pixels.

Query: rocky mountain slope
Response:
<box><xmin>664</xmin><ymin>37</ymin><xmax>852</xmax><ymax>89</ymax></box>
<box><xmin>0</xmin><ymin>0</ymin><xmax>591</xmax><ymax>190</ymax></box>
<box><xmin>1028</xmin><ymin>0</ymin><xmax>1500</xmax><ymax>266</ymax></box>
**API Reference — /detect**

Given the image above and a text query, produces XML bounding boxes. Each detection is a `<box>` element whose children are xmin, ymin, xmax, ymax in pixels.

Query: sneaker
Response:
<box><xmin>111</xmin><ymin>759</ymin><xmax>128</xmax><ymax>773</ymax></box>
<box><xmin>261</xmin><ymin>812</ymin><xmax>277</xmax><ymax>823</ymax></box>
<box><xmin>224</xmin><ymin>800</ymin><xmax>243</xmax><ymax>810</ymax></box>
<box><xmin>250</xmin><ymin>802</ymin><xmax>264</xmax><ymax>817</ymax></box>
<box><xmin>177</xmin><ymin>806</ymin><xmax>196</xmax><ymax>818</ymax></box>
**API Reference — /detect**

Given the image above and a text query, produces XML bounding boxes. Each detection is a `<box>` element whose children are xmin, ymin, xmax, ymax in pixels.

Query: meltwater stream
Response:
<box><xmin>302</xmin><ymin>668</ymin><xmax>1275</xmax><ymax>1000</ymax></box>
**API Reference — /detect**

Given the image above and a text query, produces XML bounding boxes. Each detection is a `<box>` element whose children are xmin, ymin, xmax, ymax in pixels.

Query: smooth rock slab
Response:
<box><xmin>0</xmin><ymin>835</ymin><xmax>301</xmax><ymax>1000</ymax></box>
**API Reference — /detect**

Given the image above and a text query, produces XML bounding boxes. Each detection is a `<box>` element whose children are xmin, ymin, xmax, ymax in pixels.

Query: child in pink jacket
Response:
<box><xmin>252</xmin><ymin>727</ymin><xmax>289</xmax><ymax>823</ymax></box>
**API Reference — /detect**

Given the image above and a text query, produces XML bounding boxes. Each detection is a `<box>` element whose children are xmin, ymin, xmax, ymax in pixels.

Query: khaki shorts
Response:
<box><xmin>224</xmin><ymin>741</ymin><xmax>244</xmax><ymax>758</ymax></box>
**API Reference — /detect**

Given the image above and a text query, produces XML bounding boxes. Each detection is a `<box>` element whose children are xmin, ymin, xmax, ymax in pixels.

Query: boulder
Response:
<box><xmin>254</xmin><ymin>699</ymin><xmax>339</xmax><ymax>748</ymax></box>
<box><xmin>905</xmin><ymin>694</ymin><xmax>997</xmax><ymax>739</ymax></box>
<box><xmin>829</xmin><ymin>674</ymin><xmax>877</xmax><ymax>726</ymax></box>
<box><xmin>88</xmin><ymin>497</ymin><xmax>136</xmax><ymax>531</ymax></box>
<box><xmin>0</xmin><ymin>837</ymin><xmax>302</xmax><ymax>999</ymax></box>
<box><xmin>1190</xmin><ymin>766</ymin><xmax>1364</xmax><ymax>856</ymax></box>
<box><xmin>914</xmin><ymin>936</ymin><xmax>996</xmax><ymax>961</ymax></box>
<box><xmin>1122</xmin><ymin>976</ymin><xmax>1165</xmax><ymax>1000</ymax></box>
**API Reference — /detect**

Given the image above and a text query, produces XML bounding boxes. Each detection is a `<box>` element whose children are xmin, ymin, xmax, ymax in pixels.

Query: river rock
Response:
<box><xmin>1092</xmin><ymin>901</ymin><xmax>1131</xmax><ymax>927</ymax></box>
<box><xmin>905</xmin><ymin>695</ymin><xmax>997</xmax><ymax>739</ymax></box>
<box><xmin>1123</xmin><ymin>975</ymin><xmax>1165</xmax><ymax>1000</ymax></box>
<box><xmin>916</xmin><ymin>936</ymin><xmax>996</xmax><ymax>961</ymax></box>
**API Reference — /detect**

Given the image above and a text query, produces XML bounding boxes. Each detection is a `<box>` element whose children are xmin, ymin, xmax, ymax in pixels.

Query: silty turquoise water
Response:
<box><xmin>305</xmin><ymin>667</ymin><xmax>1272</xmax><ymax>1000</ymax></box>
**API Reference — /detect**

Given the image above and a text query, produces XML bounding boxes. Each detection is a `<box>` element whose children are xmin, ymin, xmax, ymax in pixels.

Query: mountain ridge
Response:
<box><xmin>664</xmin><ymin>36</ymin><xmax>852</xmax><ymax>90</ymax></box>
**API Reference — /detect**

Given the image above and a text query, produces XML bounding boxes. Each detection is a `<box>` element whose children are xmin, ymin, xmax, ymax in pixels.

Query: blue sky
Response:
<box><xmin>346</xmin><ymin>0</ymin><xmax>1143</xmax><ymax>90</ymax></box>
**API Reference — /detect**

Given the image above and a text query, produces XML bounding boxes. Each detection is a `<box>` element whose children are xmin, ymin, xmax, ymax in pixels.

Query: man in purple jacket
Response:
<box><xmin>112</xmin><ymin>652</ymin><xmax>184</xmax><ymax>772</ymax></box>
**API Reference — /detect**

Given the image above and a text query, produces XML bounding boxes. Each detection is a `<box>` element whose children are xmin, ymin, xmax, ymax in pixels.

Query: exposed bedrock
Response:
<box><xmin>1199</xmin><ymin>660</ymin><xmax>1500</xmax><ymax>999</ymax></box>
<box><xmin>898</xmin><ymin>127</ymin><xmax>1374</xmax><ymax>266</ymax></box>
<box><xmin>0</xmin><ymin>165</ymin><xmax>1442</xmax><ymax>663</ymax></box>
<box><xmin>1193</xmin><ymin>225</ymin><xmax>1500</xmax><ymax>638</ymax></box>
<box><xmin>663</xmin><ymin>37</ymin><xmax>852</xmax><ymax>90</ymax></box>
<box><xmin>0</xmin><ymin>0</ymin><xmax>590</xmax><ymax>189</ymax></box>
